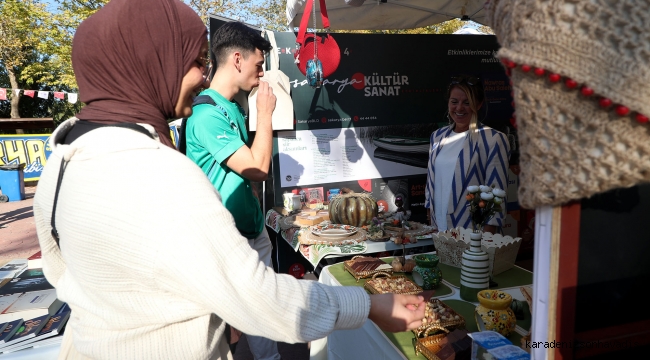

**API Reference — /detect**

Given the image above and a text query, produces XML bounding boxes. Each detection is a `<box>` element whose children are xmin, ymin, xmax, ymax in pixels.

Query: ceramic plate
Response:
<box><xmin>311</xmin><ymin>224</ymin><xmax>358</xmax><ymax>238</ymax></box>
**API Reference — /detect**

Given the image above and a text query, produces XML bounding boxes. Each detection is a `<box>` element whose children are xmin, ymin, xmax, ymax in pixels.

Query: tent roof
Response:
<box><xmin>286</xmin><ymin>0</ymin><xmax>487</xmax><ymax>30</ymax></box>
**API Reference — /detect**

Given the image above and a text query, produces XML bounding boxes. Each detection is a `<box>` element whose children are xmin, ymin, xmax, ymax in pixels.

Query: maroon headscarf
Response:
<box><xmin>72</xmin><ymin>0</ymin><xmax>207</xmax><ymax>148</ymax></box>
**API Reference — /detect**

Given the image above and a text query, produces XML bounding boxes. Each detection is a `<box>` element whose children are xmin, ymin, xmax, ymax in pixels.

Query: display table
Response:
<box><xmin>266</xmin><ymin>209</ymin><xmax>434</xmax><ymax>269</ymax></box>
<box><xmin>310</xmin><ymin>256</ymin><xmax>533</xmax><ymax>360</ymax></box>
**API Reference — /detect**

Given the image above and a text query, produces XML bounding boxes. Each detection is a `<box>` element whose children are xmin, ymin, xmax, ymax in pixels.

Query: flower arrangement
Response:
<box><xmin>466</xmin><ymin>185</ymin><xmax>506</xmax><ymax>232</ymax></box>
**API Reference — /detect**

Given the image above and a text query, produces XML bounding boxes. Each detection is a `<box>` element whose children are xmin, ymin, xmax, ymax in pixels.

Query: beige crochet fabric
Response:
<box><xmin>486</xmin><ymin>0</ymin><xmax>650</xmax><ymax>208</ymax></box>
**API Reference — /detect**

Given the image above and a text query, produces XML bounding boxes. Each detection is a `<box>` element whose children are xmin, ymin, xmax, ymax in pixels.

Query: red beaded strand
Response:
<box><xmin>500</xmin><ymin>58</ymin><xmax>648</xmax><ymax>125</ymax></box>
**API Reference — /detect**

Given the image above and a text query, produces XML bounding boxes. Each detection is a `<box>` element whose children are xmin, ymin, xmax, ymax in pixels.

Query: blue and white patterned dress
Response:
<box><xmin>425</xmin><ymin>124</ymin><xmax>511</xmax><ymax>230</ymax></box>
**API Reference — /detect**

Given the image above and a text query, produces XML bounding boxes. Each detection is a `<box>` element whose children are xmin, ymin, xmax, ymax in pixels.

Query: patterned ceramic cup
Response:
<box><xmin>475</xmin><ymin>290</ymin><xmax>517</xmax><ymax>337</ymax></box>
<box><xmin>411</xmin><ymin>254</ymin><xmax>442</xmax><ymax>290</ymax></box>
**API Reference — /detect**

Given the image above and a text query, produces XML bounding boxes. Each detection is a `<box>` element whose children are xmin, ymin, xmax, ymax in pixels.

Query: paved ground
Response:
<box><xmin>0</xmin><ymin>186</ymin><xmax>40</xmax><ymax>264</ymax></box>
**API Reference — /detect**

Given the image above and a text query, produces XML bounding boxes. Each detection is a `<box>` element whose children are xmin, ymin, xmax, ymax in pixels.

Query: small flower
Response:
<box><xmin>467</xmin><ymin>185</ymin><xmax>480</xmax><ymax>193</ymax></box>
<box><xmin>493</xmin><ymin>196</ymin><xmax>503</xmax><ymax>204</ymax></box>
<box><xmin>493</xmin><ymin>188</ymin><xmax>506</xmax><ymax>197</ymax></box>
<box><xmin>466</xmin><ymin>194</ymin><xmax>474</xmax><ymax>201</ymax></box>
<box><xmin>479</xmin><ymin>201</ymin><xmax>486</xmax><ymax>208</ymax></box>
<box><xmin>479</xmin><ymin>185</ymin><xmax>492</xmax><ymax>193</ymax></box>
<box><xmin>480</xmin><ymin>192</ymin><xmax>494</xmax><ymax>200</ymax></box>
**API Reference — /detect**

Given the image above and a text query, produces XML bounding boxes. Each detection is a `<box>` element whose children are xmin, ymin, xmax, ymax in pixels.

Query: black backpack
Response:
<box><xmin>178</xmin><ymin>95</ymin><xmax>216</xmax><ymax>155</ymax></box>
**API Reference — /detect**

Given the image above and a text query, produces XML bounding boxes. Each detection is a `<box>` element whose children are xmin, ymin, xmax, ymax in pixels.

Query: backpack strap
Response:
<box><xmin>178</xmin><ymin>95</ymin><xmax>244</xmax><ymax>154</ymax></box>
<box><xmin>178</xmin><ymin>95</ymin><xmax>217</xmax><ymax>154</ymax></box>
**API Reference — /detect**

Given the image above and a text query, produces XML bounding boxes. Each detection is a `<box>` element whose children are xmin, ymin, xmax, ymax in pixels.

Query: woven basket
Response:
<box><xmin>432</xmin><ymin>233</ymin><xmax>469</xmax><ymax>268</ymax></box>
<box><xmin>412</xmin><ymin>333</ymin><xmax>447</xmax><ymax>360</ymax></box>
<box><xmin>364</xmin><ymin>273</ymin><xmax>423</xmax><ymax>295</ymax></box>
<box><xmin>344</xmin><ymin>256</ymin><xmax>394</xmax><ymax>282</ymax></box>
<box><xmin>481</xmin><ymin>233</ymin><xmax>523</xmax><ymax>275</ymax></box>
<box><xmin>412</xmin><ymin>299</ymin><xmax>466</xmax><ymax>338</ymax></box>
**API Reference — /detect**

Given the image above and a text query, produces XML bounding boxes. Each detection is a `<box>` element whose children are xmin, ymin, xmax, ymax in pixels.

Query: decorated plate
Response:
<box><xmin>311</xmin><ymin>223</ymin><xmax>358</xmax><ymax>238</ymax></box>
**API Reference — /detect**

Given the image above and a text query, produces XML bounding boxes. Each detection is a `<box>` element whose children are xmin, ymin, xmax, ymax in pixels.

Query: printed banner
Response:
<box><xmin>0</xmin><ymin>134</ymin><xmax>52</xmax><ymax>181</ymax></box>
<box><xmin>270</xmin><ymin>32</ymin><xmax>513</xmax><ymax>209</ymax></box>
<box><xmin>272</xmin><ymin>32</ymin><xmax>512</xmax><ymax>130</ymax></box>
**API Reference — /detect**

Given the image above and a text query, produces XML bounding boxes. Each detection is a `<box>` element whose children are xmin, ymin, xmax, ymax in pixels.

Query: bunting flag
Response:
<box><xmin>0</xmin><ymin>88</ymin><xmax>79</xmax><ymax>102</ymax></box>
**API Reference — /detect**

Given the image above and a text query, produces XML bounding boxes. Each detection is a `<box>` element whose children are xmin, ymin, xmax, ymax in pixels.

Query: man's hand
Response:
<box><xmin>368</xmin><ymin>294</ymin><xmax>426</xmax><ymax>332</ymax></box>
<box><xmin>256</xmin><ymin>80</ymin><xmax>276</xmax><ymax>123</ymax></box>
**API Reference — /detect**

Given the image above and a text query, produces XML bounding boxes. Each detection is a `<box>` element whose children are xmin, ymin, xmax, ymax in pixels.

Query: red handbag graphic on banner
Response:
<box><xmin>294</xmin><ymin>0</ymin><xmax>340</xmax><ymax>85</ymax></box>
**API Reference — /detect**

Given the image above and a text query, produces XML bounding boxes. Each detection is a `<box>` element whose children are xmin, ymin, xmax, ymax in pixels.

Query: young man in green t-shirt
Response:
<box><xmin>184</xmin><ymin>22</ymin><xmax>279</xmax><ymax>360</ymax></box>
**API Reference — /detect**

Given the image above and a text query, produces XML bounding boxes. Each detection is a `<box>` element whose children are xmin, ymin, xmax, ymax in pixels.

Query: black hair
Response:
<box><xmin>211</xmin><ymin>21</ymin><xmax>272</xmax><ymax>70</ymax></box>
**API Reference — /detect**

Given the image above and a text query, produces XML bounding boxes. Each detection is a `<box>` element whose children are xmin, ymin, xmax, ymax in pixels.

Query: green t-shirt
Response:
<box><xmin>185</xmin><ymin>89</ymin><xmax>264</xmax><ymax>239</ymax></box>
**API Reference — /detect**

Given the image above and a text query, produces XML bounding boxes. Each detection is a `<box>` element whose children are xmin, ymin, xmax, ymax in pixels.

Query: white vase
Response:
<box><xmin>459</xmin><ymin>231</ymin><xmax>490</xmax><ymax>301</ymax></box>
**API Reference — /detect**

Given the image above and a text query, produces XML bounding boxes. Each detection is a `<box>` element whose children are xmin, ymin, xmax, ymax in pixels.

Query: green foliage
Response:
<box><xmin>0</xmin><ymin>0</ymin><xmax>49</xmax><ymax>70</ymax></box>
<box><xmin>0</xmin><ymin>0</ymin><xmax>87</xmax><ymax>124</ymax></box>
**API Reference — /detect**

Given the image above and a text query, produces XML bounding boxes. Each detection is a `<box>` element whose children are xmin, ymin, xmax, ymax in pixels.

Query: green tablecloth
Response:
<box><xmin>437</xmin><ymin>263</ymin><xmax>534</xmax><ymax>289</ymax></box>
<box><xmin>327</xmin><ymin>257</ymin><xmax>532</xmax><ymax>359</ymax></box>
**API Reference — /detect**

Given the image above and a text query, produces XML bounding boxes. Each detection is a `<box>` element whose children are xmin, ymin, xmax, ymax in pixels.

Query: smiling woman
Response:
<box><xmin>424</xmin><ymin>75</ymin><xmax>510</xmax><ymax>234</ymax></box>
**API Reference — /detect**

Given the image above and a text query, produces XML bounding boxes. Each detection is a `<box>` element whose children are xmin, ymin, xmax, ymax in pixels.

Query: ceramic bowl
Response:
<box><xmin>477</xmin><ymin>290</ymin><xmax>512</xmax><ymax>310</ymax></box>
<box><xmin>412</xmin><ymin>254</ymin><xmax>440</xmax><ymax>267</ymax></box>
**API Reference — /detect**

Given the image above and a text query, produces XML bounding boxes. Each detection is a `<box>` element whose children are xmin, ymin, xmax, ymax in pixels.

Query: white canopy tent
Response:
<box><xmin>286</xmin><ymin>0</ymin><xmax>488</xmax><ymax>30</ymax></box>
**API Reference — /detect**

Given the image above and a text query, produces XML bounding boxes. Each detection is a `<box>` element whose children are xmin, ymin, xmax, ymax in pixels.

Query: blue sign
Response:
<box><xmin>169</xmin><ymin>124</ymin><xmax>180</xmax><ymax>148</ymax></box>
<box><xmin>0</xmin><ymin>134</ymin><xmax>52</xmax><ymax>181</ymax></box>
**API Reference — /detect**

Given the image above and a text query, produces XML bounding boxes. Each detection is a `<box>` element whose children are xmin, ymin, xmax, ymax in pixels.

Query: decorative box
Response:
<box><xmin>432</xmin><ymin>228</ymin><xmax>472</xmax><ymax>268</ymax></box>
<box><xmin>364</xmin><ymin>273</ymin><xmax>423</xmax><ymax>295</ymax></box>
<box><xmin>433</xmin><ymin>228</ymin><xmax>522</xmax><ymax>275</ymax></box>
<box><xmin>480</xmin><ymin>233</ymin><xmax>523</xmax><ymax>276</ymax></box>
<box><xmin>344</xmin><ymin>256</ymin><xmax>393</xmax><ymax>281</ymax></box>
<box><xmin>413</xmin><ymin>298</ymin><xmax>466</xmax><ymax>338</ymax></box>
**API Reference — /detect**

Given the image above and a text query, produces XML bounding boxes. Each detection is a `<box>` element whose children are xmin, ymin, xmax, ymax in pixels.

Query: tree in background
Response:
<box><xmin>0</xmin><ymin>0</ymin><xmax>53</xmax><ymax>120</ymax></box>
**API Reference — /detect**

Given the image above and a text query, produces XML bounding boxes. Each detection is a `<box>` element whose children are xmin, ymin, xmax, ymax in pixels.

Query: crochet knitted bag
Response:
<box><xmin>485</xmin><ymin>0</ymin><xmax>650</xmax><ymax>209</ymax></box>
